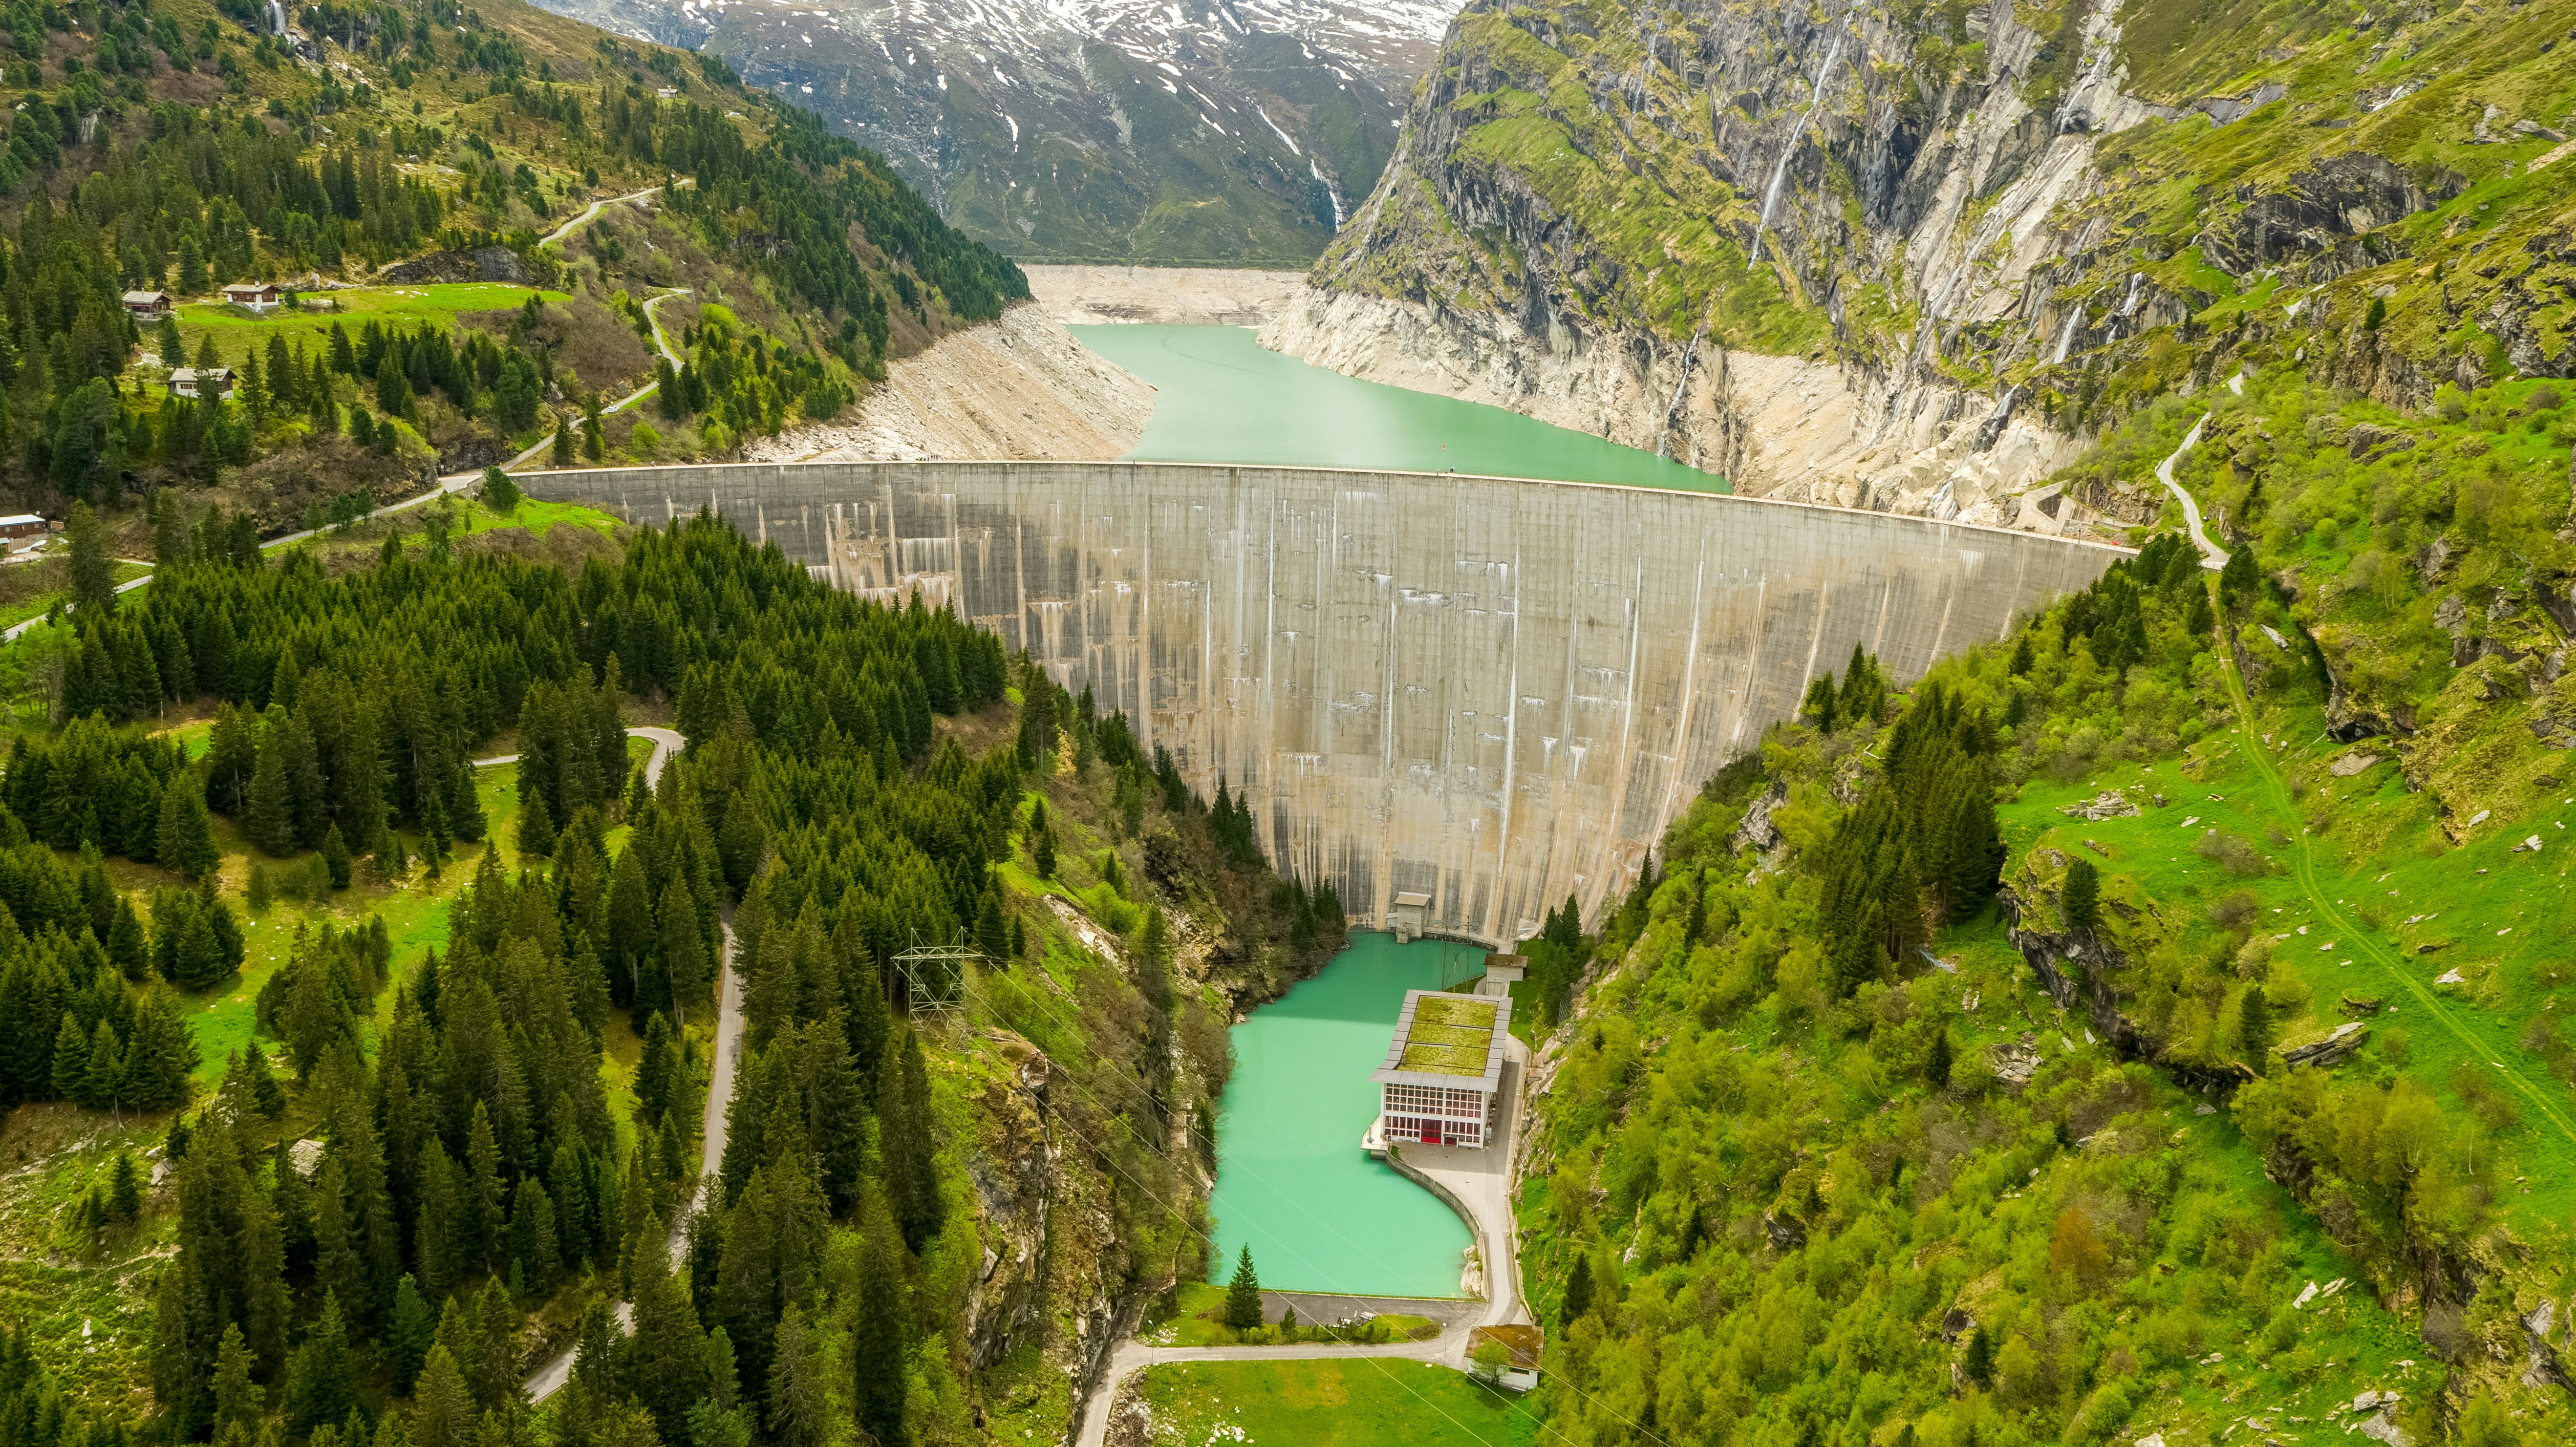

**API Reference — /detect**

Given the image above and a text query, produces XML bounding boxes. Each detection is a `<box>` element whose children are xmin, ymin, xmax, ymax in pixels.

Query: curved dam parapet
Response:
<box><xmin>516</xmin><ymin>462</ymin><xmax>2125</xmax><ymax>947</ymax></box>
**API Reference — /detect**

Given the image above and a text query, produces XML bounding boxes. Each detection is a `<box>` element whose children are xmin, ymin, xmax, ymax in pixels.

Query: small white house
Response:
<box><xmin>1369</xmin><ymin>989</ymin><xmax>1511</xmax><ymax>1149</ymax></box>
<box><xmin>221</xmin><ymin>282</ymin><xmax>281</xmax><ymax>312</ymax></box>
<box><xmin>168</xmin><ymin>366</ymin><xmax>235</xmax><ymax>399</ymax></box>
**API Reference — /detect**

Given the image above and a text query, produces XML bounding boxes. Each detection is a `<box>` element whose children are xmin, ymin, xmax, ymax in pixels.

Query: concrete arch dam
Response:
<box><xmin>518</xmin><ymin>462</ymin><xmax>2125</xmax><ymax>948</ymax></box>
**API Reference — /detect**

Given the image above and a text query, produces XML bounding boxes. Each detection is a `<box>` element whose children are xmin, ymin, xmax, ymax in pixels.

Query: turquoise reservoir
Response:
<box><xmin>1206</xmin><ymin>932</ymin><xmax>1489</xmax><ymax>1299</ymax></box>
<box><xmin>1069</xmin><ymin>324</ymin><xmax>1729</xmax><ymax>492</ymax></box>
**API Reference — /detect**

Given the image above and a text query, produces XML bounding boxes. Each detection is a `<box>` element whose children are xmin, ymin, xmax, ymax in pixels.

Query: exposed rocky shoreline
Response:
<box><xmin>747</xmin><ymin>302</ymin><xmax>1155</xmax><ymax>464</ymax></box>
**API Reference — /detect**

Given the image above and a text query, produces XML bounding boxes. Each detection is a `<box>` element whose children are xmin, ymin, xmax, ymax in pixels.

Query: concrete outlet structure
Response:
<box><xmin>518</xmin><ymin>461</ymin><xmax>2124</xmax><ymax>945</ymax></box>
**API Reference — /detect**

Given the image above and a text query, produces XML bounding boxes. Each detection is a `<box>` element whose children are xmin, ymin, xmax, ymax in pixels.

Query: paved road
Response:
<box><xmin>495</xmin><ymin>725</ymin><xmax>744</xmax><ymax>1404</ymax></box>
<box><xmin>491</xmin><ymin>288</ymin><xmax>691</xmax><ymax>474</ymax></box>
<box><xmin>2155</xmin><ymin>412</ymin><xmax>2228</xmax><ymax>571</ymax></box>
<box><xmin>538</xmin><ymin>178</ymin><xmax>693</xmax><ymax>250</ymax></box>
<box><xmin>4</xmin><ymin>287</ymin><xmax>694</xmax><ymax>647</ymax></box>
<box><xmin>1069</xmin><ymin>1039</ymin><xmax>1535</xmax><ymax>1447</ymax></box>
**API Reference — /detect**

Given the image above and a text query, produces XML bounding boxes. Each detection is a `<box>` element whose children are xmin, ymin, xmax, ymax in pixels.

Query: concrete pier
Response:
<box><xmin>518</xmin><ymin>461</ymin><xmax>2124</xmax><ymax>945</ymax></box>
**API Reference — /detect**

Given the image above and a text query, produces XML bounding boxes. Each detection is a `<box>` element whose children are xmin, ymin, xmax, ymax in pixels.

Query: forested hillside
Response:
<box><xmin>0</xmin><ymin>491</ymin><xmax>1347</xmax><ymax>1447</ymax></box>
<box><xmin>1511</xmin><ymin>362</ymin><xmax>2576</xmax><ymax>1445</ymax></box>
<box><xmin>0</xmin><ymin>0</ymin><xmax>1024</xmax><ymax>543</ymax></box>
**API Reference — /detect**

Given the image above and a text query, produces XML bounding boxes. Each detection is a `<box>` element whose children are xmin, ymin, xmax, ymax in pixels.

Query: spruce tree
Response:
<box><xmin>850</xmin><ymin>1216</ymin><xmax>909</xmax><ymax>1447</ymax></box>
<box><xmin>67</xmin><ymin>502</ymin><xmax>116</xmax><ymax>617</ymax></box>
<box><xmin>1559</xmin><ymin>1253</ymin><xmax>1594</xmax><ymax>1324</ymax></box>
<box><xmin>517</xmin><ymin>788</ymin><xmax>557</xmax><ymax>859</ymax></box>
<box><xmin>2061</xmin><ymin>858</ymin><xmax>2100</xmax><ymax>932</ymax></box>
<box><xmin>661</xmin><ymin>881</ymin><xmax>707</xmax><ymax>1026</ymax></box>
<box><xmin>1963</xmin><ymin>1325</ymin><xmax>1995</xmax><ymax>1384</ymax></box>
<box><xmin>158</xmin><ymin>777</ymin><xmax>220</xmax><ymax>883</ymax></box>
<box><xmin>48</xmin><ymin>1015</ymin><xmax>88</xmax><ymax>1102</ymax></box>
<box><xmin>244</xmin><ymin>723</ymin><xmax>296</xmax><ymax>856</ymax></box>
<box><xmin>283</xmin><ymin>1292</ymin><xmax>358</xmax><ymax>1436</ymax></box>
<box><xmin>410</xmin><ymin>1345</ymin><xmax>474</xmax><ymax>1447</ymax></box>
<box><xmin>2240</xmin><ymin>984</ymin><xmax>2275</xmax><ymax>1067</ymax></box>
<box><xmin>1928</xmin><ymin>1029</ymin><xmax>1954</xmax><ymax>1089</ymax></box>
<box><xmin>880</xmin><ymin>1028</ymin><xmax>942</xmax><ymax>1253</ymax></box>
<box><xmin>83</xmin><ymin>1020</ymin><xmax>124</xmax><ymax>1112</ymax></box>
<box><xmin>766</xmin><ymin>1304</ymin><xmax>828</xmax><ymax>1447</ymax></box>
<box><xmin>387</xmin><ymin>1275</ymin><xmax>435</xmax><ymax>1389</ymax></box>
<box><xmin>211</xmin><ymin>1323</ymin><xmax>261</xmax><ymax>1439</ymax></box>
<box><xmin>110</xmin><ymin>1152</ymin><xmax>142</xmax><ymax>1220</ymax></box>
<box><xmin>1222</xmin><ymin>1245</ymin><xmax>1264</xmax><ymax>1331</ymax></box>
<box><xmin>466</xmin><ymin>1103</ymin><xmax>506</xmax><ymax>1271</ymax></box>
<box><xmin>322</xmin><ymin>824</ymin><xmax>351</xmax><ymax>889</ymax></box>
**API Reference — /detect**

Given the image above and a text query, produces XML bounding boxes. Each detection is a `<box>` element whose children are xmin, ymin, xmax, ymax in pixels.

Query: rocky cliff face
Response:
<box><xmin>1268</xmin><ymin>0</ymin><xmax>2576</xmax><ymax>521</ymax></box>
<box><xmin>532</xmin><ymin>0</ymin><xmax>1444</xmax><ymax>265</ymax></box>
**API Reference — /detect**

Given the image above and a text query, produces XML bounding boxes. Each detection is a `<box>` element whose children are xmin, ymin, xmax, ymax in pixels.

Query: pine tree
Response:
<box><xmin>1222</xmin><ymin>1245</ymin><xmax>1264</xmax><ymax>1331</ymax></box>
<box><xmin>1928</xmin><ymin>1029</ymin><xmax>1954</xmax><ymax>1089</ymax></box>
<box><xmin>1033</xmin><ymin>824</ymin><xmax>1055</xmax><ymax>880</ymax></box>
<box><xmin>552</xmin><ymin>416</ymin><xmax>575</xmax><ymax>467</ymax></box>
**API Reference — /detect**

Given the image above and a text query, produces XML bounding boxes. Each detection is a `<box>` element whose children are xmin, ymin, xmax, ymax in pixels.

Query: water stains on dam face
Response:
<box><xmin>521</xmin><ymin>462</ymin><xmax>2125</xmax><ymax>947</ymax></box>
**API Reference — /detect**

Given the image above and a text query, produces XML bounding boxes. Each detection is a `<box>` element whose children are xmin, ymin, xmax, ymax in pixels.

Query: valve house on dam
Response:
<box><xmin>1368</xmin><ymin>990</ymin><xmax>1512</xmax><ymax>1149</ymax></box>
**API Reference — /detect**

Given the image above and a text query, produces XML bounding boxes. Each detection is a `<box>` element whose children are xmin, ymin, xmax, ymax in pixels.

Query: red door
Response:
<box><xmin>1419</xmin><ymin>1120</ymin><xmax>1439</xmax><ymax>1145</ymax></box>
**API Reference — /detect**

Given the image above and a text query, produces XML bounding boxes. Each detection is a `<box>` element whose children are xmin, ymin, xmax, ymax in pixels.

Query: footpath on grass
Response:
<box><xmin>2155</xmin><ymin>410</ymin><xmax>2576</xmax><ymax>1148</ymax></box>
<box><xmin>2208</xmin><ymin>613</ymin><xmax>2576</xmax><ymax>1146</ymax></box>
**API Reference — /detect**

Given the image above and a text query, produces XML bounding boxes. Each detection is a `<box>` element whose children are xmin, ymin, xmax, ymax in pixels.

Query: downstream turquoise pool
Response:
<box><xmin>1206</xmin><ymin>932</ymin><xmax>1487</xmax><ymax>1299</ymax></box>
<box><xmin>1070</xmin><ymin>324</ymin><xmax>1729</xmax><ymax>492</ymax></box>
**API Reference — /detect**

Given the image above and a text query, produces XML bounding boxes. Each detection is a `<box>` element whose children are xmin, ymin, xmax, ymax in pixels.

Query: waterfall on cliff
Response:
<box><xmin>1747</xmin><ymin>3</ymin><xmax>1859</xmax><ymax>265</ymax></box>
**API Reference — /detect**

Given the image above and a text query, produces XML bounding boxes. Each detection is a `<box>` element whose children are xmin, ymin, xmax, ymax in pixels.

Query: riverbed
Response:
<box><xmin>1206</xmin><ymin>932</ymin><xmax>1489</xmax><ymax>1299</ymax></box>
<box><xmin>1072</xmin><ymin>324</ymin><xmax>1728</xmax><ymax>491</ymax></box>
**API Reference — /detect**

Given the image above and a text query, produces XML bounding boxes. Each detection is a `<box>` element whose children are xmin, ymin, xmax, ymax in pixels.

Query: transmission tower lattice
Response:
<box><xmin>892</xmin><ymin>933</ymin><xmax>983</xmax><ymax>1017</ymax></box>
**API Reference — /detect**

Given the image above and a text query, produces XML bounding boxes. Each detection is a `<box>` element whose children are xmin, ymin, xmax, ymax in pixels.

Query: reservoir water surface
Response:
<box><xmin>1206</xmin><ymin>932</ymin><xmax>1488</xmax><ymax>1299</ymax></box>
<box><xmin>1071</xmin><ymin>325</ymin><xmax>1728</xmax><ymax>492</ymax></box>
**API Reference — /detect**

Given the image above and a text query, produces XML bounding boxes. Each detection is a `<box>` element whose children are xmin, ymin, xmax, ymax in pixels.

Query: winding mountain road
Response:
<box><xmin>539</xmin><ymin>178</ymin><xmax>694</xmax><ymax>250</ymax></box>
<box><xmin>2156</xmin><ymin>413</ymin><xmax>2228</xmax><ymax>571</ymax></box>
<box><xmin>484</xmin><ymin>725</ymin><xmax>745</xmax><ymax>1404</ymax></box>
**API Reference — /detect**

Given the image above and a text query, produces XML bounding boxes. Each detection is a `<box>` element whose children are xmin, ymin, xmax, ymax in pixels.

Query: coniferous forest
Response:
<box><xmin>0</xmin><ymin>495</ymin><xmax>1335</xmax><ymax>1447</ymax></box>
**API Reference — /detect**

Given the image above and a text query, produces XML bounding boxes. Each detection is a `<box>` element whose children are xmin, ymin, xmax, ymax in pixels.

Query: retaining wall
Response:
<box><xmin>517</xmin><ymin>462</ymin><xmax>2125</xmax><ymax>946</ymax></box>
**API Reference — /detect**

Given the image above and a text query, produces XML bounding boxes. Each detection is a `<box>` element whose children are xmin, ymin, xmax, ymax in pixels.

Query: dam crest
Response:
<box><xmin>518</xmin><ymin>462</ymin><xmax>2125</xmax><ymax>948</ymax></box>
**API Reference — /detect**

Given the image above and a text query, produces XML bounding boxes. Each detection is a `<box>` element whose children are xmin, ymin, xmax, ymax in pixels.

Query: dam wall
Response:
<box><xmin>517</xmin><ymin>462</ymin><xmax>2126</xmax><ymax>948</ymax></box>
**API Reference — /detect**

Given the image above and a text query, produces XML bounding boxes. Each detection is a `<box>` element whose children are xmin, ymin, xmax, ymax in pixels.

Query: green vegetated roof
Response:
<box><xmin>1399</xmin><ymin>996</ymin><xmax>1499</xmax><ymax>1075</ymax></box>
